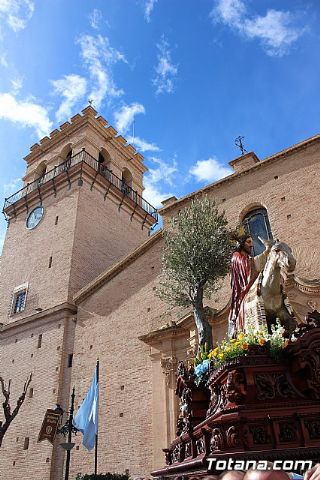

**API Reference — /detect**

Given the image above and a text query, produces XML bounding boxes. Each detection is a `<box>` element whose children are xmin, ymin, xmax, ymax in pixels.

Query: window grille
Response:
<box><xmin>13</xmin><ymin>290</ymin><xmax>27</xmax><ymax>314</ymax></box>
<box><xmin>10</xmin><ymin>283</ymin><xmax>28</xmax><ymax>315</ymax></box>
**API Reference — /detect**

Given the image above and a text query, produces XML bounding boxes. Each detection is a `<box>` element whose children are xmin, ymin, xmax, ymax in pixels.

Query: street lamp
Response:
<box><xmin>58</xmin><ymin>387</ymin><xmax>78</xmax><ymax>480</ymax></box>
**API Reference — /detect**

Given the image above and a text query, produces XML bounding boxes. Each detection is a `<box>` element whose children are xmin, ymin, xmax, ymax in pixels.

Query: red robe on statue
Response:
<box><xmin>229</xmin><ymin>251</ymin><xmax>258</xmax><ymax>333</ymax></box>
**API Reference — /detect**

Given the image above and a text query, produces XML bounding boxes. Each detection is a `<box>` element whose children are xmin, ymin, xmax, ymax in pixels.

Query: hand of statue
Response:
<box><xmin>265</xmin><ymin>243</ymin><xmax>272</xmax><ymax>254</ymax></box>
<box><xmin>258</xmin><ymin>236</ymin><xmax>273</xmax><ymax>253</ymax></box>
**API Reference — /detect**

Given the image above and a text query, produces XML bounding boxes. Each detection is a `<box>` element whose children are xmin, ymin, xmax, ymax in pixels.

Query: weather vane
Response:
<box><xmin>88</xmin><ymin>99</ymin><xmax>95</xmax><ymax>107</ymax></box>
<box><xmin>235</xmin><ymin>136</ymin><xmax>247</xmax><ymax>156</ymax></box>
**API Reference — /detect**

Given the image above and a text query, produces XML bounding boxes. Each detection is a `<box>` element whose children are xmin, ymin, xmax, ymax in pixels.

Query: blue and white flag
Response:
<box><xmin>73</xmin><ymin>367</ymin><xmax>99</xmax><ymax>451</ymax></box>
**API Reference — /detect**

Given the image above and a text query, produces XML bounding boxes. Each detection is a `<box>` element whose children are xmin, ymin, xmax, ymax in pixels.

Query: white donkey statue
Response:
<box><xmin>243</xmin><ymin>237</ymin><xmax>298</xmax><ymax>335</ymax></box>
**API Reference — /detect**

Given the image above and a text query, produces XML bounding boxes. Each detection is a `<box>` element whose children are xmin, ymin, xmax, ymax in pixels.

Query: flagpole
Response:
<box><xmin>94</xmin><ymin>360</ymin><xmax>99</xmax><ymax>477</ymax></box>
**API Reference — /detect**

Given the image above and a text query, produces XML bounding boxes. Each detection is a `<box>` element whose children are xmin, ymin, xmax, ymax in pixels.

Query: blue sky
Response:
<box><xmin>0</xmin><ymin>0</ymin><xmax>319</xmax><ymax>251</ymax></box>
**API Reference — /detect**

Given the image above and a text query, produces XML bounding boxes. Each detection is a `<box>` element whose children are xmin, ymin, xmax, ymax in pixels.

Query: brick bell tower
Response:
<box><xmin>0</xmin><ymin>106</ymin><xmax>157</xmax><ymax>480</ymax></box>
<box><xmin>0</xmin><ymin>105</ymin><xmax>157</xmax><ymax>323</ymax></box>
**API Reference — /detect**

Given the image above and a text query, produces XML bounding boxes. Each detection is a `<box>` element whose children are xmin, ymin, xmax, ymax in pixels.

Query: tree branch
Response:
<box><xmin>0</xmin><ymin>376</ymin><xmax>11</xmax><ymax>421</ymax></box>
<box><xmin>0</xmin><ymin>373</ymin><xmax>32</xmax><ymax>447</ymax></box>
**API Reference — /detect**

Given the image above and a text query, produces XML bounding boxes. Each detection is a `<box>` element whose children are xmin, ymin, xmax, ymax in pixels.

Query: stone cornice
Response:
<box><xmin>0</xmin><ymin>302</ymin><xmax>77</xmax><ymax>337</ymax></box>
<box><xmin>159</xmin><ymin>133</ymin><xmax>320</xmax><ymax>215</ymax></box>
<box><xmin>74</xmin><ymin>230</ymin><xmax>163</xmax><ymax>304</ymax></box>
<box><xmin>139</xmin><ymin>323</ymin><xmax>188</xmax><ymax>345</ymax></box>
<box><xmin>139</xmin><ymin>306</ymin><xmax>219</xmax><ymax>346</ymax></box>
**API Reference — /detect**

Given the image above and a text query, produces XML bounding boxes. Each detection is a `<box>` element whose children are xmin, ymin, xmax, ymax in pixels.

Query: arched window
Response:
<box><xmin>121</xmin><ymin>168</ymin><xmax>133</xmax><ymax>196</ymax></box>
<box><xmin>243</xmin><ymin>208</ymin><xmax>273</xmax><ymax>255</ymax></box>
<box><xmin>122</xmin><ymin>168</ymin><xmax>132</xmax><ymax>187</ymax></box>
<box><xmin>98</xmin><ymin>149</ymin><xmax>111</xmax><ymax>168</ymax></box>
<box><xmin>60</xmin><ymin>144</ymin><xmax>73</xmax><ymax>170</ymax></box>
<box><xmin>60</xmin><ymin>144</ymin><xmax>73</xmax><ymax>160</ymax></box>
<box><xmin>98</xmin><ymin>150</ymin><xmax>112</xmax><ymax>178</ymax></box>
<box><xmin>34</xmin><ymin>162</ymin><xmax>46</xmax><ymax>185</ymax></box>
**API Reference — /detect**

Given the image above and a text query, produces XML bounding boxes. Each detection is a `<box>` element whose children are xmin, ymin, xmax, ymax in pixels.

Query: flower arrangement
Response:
<box><xmin>194</xmin><ymin>321</ymin><xmax>289</xmax><ymax>385</ymax></box>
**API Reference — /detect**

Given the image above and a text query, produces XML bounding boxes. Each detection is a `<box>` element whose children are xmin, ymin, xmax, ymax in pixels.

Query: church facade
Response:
<box><xmin>0</xmin><ymin>106</ymin><xmax>319</xmax><ymax>479</ymax></box>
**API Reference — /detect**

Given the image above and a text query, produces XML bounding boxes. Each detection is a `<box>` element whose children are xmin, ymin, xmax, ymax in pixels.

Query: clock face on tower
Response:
<box><xmin>26</xmin><ymin>206</ymin><xmax>44</xmax><ymax>229</ymax></box>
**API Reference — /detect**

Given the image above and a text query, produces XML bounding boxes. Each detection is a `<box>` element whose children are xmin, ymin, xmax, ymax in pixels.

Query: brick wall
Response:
<box><xmin>0</xmin><ymin>314</ymin><xmax>72</xmax><ymax>480</ymax></box>
<box><xmin>0</xmin><ymin>187</ymin><xmax>79</xmax><ymax>323</ymax></box>
<box><xmin>69</xmin><ymin>181</ymin><xmax>149</xmax><ymax>298</ymax></box>
<box><xmin>69</xmin><ymin>239</ymin><xmax>166</xmax><ymax>478</ymax></box>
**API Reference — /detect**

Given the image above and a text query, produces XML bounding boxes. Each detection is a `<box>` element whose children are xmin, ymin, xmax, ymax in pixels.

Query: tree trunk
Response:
<box><xmin>193</xmin><ymin>288</ymin><xmax>213</xmax><ymax>350</ymax></box>
<box><xmin>0</xmin><ymin>423</ymin><xmax>10</xmax><ymax>447</ymax></box>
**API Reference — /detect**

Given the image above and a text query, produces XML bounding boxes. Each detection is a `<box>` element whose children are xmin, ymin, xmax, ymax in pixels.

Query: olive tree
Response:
<box><xmin>157</xmin><ymin>197</ymin><xmax>233</xmax><ymax>350</ymax></box>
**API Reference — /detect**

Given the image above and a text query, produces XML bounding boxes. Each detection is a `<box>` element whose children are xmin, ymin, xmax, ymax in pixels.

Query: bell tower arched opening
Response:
<box><xmin>121</xmin><ymin>168</ymin><xmax>133</xmax><ymax>195</ymax></box>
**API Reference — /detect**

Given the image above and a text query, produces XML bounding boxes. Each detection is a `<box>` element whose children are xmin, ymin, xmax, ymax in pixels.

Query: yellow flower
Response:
<box><xmin>235</xmin><ymin>341</ymin><xmax>241</xmax><ymax>347</ymax></box>
<box><xmin>258</xmin><ymin>338</ymin><xmax>266</xmax><ymax>345</ymax></box>
<box><xmin>225</xmin><ymin>347</ymin><xmax>231</xmax><ymax>353</ymax></box>
<box><xmin>242</xmin><ymin>342</ymin><xmax>249</xmax><ymax>350</ymax></box>
<box><xmin>213</xmin><ymin>348</ymin><xmax>219</xmax><ymax>357</ymax></box>
<box><xmin>237</xmin><ymin>333</ymin><xmax>244</xmax><ymax>341</ymax></box>
<box><xmin>218</xmin><ymin>353</ymin><xmax>224</xmax><ymax>359</ymax></box>
<box><xmin>230</xmin><ymin>339</ymin><xmax>237</xmax><ymax>343</ymax></box>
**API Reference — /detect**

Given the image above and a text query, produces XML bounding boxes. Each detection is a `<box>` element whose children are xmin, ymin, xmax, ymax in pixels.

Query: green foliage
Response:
<box><xmin>76</xmin><ymin>473</ymin><xmax>130</xmax><ymax>480</ymax></box>
<box><xmin>194</xmin><ymin>343</ymin><xmax>210</xmax><ymax>366</ymax></box>
<box><xmin>157</xmin><ymin>197</ymin><xmax>233</xmax><ymax>309</ymax></box>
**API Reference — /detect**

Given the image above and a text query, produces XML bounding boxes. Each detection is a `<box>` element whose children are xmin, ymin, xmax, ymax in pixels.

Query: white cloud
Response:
<box><xmin>143</xmin><ymin>156</ymin><xmax>177</xmax><ymax>207</ymax></box>
<box><xmin>243</xmin><ymin>10</ymin><xmax>302</xmax><ymax>56</ymax></box>
<box><xmin>213</xmin><ymin>0</ymin><xmax>245</xmax><ymax>25</ymax></box>
<box><xmin>114</xmin><ymin>102</ymin><xmax>145</xmax><ymax>134</ymax></box>
<box><xmin>0</xmin><ymin>92</ymin><xmax>52</xmax><ymax>138</ymax></box>
<box><xmin>0</xmin><ymin>0</ymin><xmax>34</xmax><ymax>32</ymax></box>
<box><xmin>212</xmin><ymin>0</ymin><xmax>303</xmax><ymax>56</ymax></box>
<box><xmin>189</xmin><ymin>157</ymin><xmax>232</xmax><ymax>182</ymax></box>
<box><xmin>10</xmin><ymin>76</ymin><xmax>23</xmax><ymax>93</ymax></box>
<box><xmin>153</xmin><ymin>36</ymin><xmax>178</xmax><ymax>95</ymax></box>
<box><xmin>3</xmin><ymin>177</ymin><xmax>22</xmax><ymax>196</ymax></box>
<box><xmin>114</xmin><ymin>103</ymin><xmax>160</xmax><ymax>152</ymax></box>
<box><xmin>51</xmin><ymin>74</ymin><xmax>87</xmax><ymax>122</ymax></box>
<box><xmin>144</xmin><ymin>0</ymin><xmax>158</xmax><ymax>23</ymax></box>
<box><xmin>143</xmin><ymin>183</ymin><xmax>172</xmax><ymax>208</ymax></box>
<box><xmin>0</xmin><ymin>53</ymin><xmax>8</xmax><ymax>67</ymax></box>
<box><xmin>127</xmin><ymin>135</ymin><xmax>160</xmax><ymax>153</ymax></box>
<box><xmin>77</xmin><ymin>34</ymin><xmax>127</xmax><ymax>108</ymax></box>
<box><xmin>89</xmin><ymin>8</ymin><xmax>102</xmax><ymax>30</ymax></box>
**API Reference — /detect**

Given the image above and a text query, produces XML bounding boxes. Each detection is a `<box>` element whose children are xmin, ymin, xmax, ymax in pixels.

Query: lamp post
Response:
<box><xmin>58</xmin><ymin>387</ymin><xmax>77</xmax><ymax>480</ymax></box>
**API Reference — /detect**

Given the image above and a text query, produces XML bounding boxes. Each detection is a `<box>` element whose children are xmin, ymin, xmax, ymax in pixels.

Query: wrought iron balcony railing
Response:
<box><xmin>3</xmin><ymin>150</ymin><xmax>158</xmax><ymax>221</ymax></box>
